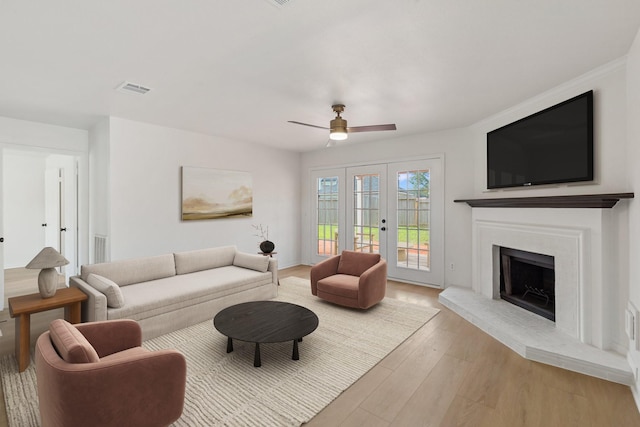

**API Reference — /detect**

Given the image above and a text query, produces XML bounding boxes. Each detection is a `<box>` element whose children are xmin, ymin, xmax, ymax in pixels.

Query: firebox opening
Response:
<box><xmin>499</xmin><ymin>247</ymin><xmax>555</xmax><ymax>321</ymax></box>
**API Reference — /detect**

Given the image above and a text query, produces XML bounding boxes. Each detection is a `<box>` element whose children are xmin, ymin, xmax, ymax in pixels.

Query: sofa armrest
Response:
<box><xmin>310</xmin><ymin>255</ymin><xmax>341</xmax><ymax>295</ymax></box>
<box><xmin>268</xmin><ymin>258</ymin><xmax>279</xmax><ymax>286</ymax></box>
<box><xmin>358</xmin><ymin>259</ymin><xmax>388</xmax><ymax>309</ymax></box>
<box><xmin>69</xmin><ymin>276</ymin><xmax>108</xmax><ymax>322</ymax></box>
<box><xmin>75</xmin><ymin>319</ymin><xmax>142</xmax><ymax>357</ymax></box>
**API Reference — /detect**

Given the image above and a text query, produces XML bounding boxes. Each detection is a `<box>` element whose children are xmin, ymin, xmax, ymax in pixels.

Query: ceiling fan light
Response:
<box><xmin>329</xmin><ymin>128</ymin><xmax>348</xmax><ymax>140</ymax></box>
<box><xmin>330</xmin><ymin>116</ymin><xmax>348</xmax><ymax>140</ymax></box>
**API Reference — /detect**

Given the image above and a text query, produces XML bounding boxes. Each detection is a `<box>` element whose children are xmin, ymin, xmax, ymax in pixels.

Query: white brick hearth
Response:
<box><xmin>440</xmin><ymin>205</ymin><xmax>634</xmax><ymax>385</ymax></box>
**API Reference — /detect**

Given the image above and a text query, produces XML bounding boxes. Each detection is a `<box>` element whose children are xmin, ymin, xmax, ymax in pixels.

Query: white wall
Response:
<box><xmin>471</xmin><ymin>59</ymin><xmax>629</xmax><ymax>198</ymax></box>
<box><xmin>300</xmin><ymin>128</ymin><xmax>475</xmax><ymax>288</ymax></box>
<box><xmin>88</xmin><ymin>118</ymin><xmax>111</xmax><ymax>262</ymax></box>
<box><xmin>300</xmin><ymin>61</ymin><xmax>631</xmax><ymax>292</ymax></box>
<box><xmin>0</xmin><ymin>116</ymin><xmax>88</xmax><ymax>153</ymax></box>
<box><xmin>0</xmin><ymin>117</ymin><xmax>89</xmax><ymax>270</ymax></box>
<box><xmin>468</xmin><ymin>59</ymin><xmax>633</xmax><ymax>355</ymax></box>
<box><xmin>626</xmin><ymin>28</ymin><xmax>640</xmax><ymax>405</ymax></box>
<box><xmin>2</xmin><ymin>151</ymin><xmax>46</xmax><ymax>268</ymax></box>
<box><xmin>98</xmin><ymin>118</ymin><xmax>302</xmax><ymax>268</ymax></box>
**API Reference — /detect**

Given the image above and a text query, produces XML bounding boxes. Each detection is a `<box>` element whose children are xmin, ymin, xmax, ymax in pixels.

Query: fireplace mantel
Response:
<box><xmin>454</xmin><ymin>192</ymin><xmax>633</xmax><ymax>208</ymax></box>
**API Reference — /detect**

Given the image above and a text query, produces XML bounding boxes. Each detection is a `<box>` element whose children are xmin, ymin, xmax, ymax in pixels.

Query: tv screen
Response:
<box><xmin>487</xmin><ymin>90</ymin><xmax>593</xmax><ymax>189</ymax></box>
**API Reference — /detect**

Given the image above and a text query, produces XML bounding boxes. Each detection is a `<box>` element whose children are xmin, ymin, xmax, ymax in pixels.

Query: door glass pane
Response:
<box><xmin>353</xmin><ymin>174</ymin><xmax>379</xmax><ymax>253</ymax></box>
<box><xmin>317</xmin><ymin>177</ymin><xmax>339</xmax><ymax>256</ymax></box>
<box><xmin>397</xmin><ymin>169</ymin><xmax>430</xmax><ymax>270</ymax></box>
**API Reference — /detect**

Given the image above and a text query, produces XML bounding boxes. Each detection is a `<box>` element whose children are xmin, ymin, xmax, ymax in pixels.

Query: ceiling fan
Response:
<box><xmin>288</xmin><ymin>104</ymin><xmax>396</xmax><ymax>145</ymax></box>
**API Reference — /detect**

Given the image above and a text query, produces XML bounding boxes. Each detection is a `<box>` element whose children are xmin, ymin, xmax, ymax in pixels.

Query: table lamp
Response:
<box><xmin>25</xmin><ymin>247</ymin><xmax>69</xmax><ymax>298</ymax></box>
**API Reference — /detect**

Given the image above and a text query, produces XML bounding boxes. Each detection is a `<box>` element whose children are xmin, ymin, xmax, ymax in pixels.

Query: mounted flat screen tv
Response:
<box><xmin>487</xmin><ymin>90</ymin><xmax>593</xmax><ymax>189</ymax></box>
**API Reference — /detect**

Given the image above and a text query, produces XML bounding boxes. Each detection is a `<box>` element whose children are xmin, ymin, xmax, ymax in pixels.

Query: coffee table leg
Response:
<box><xmin>254</xmin><ymin>343</ymin><xmax>261</xmax><ymax>367</ymax></box>
<box><xmin>292</xmin><ymin>339</ymin><xmax>299</xmax><ymax>360</ymax></box>
<box><xmin>226</xmin><ymin>337</ymin><xmax>233</xmax><ymax>353</ymax></box>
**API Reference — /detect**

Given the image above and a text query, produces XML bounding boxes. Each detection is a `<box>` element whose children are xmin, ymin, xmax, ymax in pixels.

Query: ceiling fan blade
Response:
<box><xmin>288</xmin><ymin>121</ymin><xmax>329</xmax><ymax>130</ymax></box>
<box><xmin>347</xmin><ymin>124</ymin><xmax>397</xmax><ymax>133</ymax></box>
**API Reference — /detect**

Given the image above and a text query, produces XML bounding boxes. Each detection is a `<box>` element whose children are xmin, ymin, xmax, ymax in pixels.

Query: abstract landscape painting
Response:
<box><xmin>181</xmin><ymin>167</ymin><xmax>253</xmax><ymax>220</ymax></box>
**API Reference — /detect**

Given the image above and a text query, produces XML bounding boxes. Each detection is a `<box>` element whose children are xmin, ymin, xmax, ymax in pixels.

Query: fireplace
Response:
<box><xmin>499</xmin><ymin>247</ymin><xmax>555</xmax><ymax>321</ymax></box>
<box><xmin>439</xmin><ymin>194</ymin><xmax>635</xmax><ymax>385</ymax></box>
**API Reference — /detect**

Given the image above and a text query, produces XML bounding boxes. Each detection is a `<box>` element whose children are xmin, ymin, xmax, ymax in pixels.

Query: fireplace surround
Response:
<box><xmin>440</xmin><ymin>193</ymin><xmax>634</xmax><ymax>384</ymax></box>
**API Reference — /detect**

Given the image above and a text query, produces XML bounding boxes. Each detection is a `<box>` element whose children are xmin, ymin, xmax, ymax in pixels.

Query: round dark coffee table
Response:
<box><xmin>213</xmin><ymin>301</ymin><xmax>319</xmax><ymax>367</ymax></box>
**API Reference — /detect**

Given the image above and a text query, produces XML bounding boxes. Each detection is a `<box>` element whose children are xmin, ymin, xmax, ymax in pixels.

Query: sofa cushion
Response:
<box><xmin>174</xmin><ymin>246</ymin><xmax>237</xmax><ymax>275</ymax></box>
<box><xmin>81</xmin><ymin>254</ymin><xmax>176</xmax><ymax>287</ymax></box>
<box><xmin>87</xmin><ymin>274</ymin><xmax>125</xmax><ymax>308</ymax></box>
<box><xmin>337</xmin><ymin>251</ymin><xmax>381</xmax><ymax>276</ymax></box>
<box><xmin>233</xmin><ymin>252</ymin><xmax>269</xmax><ymax>273</ymax></box>
<box><xmin>107</xmin><ymin>266</ymin><xmax>273</xmax><ymax>322</ymax></box>
<box><xmin>49</xmin><ymin>319</ymin><xmax>99</xmax><ymax>364</ymax></box>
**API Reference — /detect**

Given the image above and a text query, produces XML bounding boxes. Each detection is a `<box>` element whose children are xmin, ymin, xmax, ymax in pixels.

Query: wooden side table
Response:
<box><xmin>8</xmin><ymin>287</ymin><xmax>87</xmax><ymax>372</ymax></box>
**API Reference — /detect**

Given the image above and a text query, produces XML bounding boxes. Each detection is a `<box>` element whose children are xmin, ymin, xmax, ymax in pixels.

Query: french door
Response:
<box><xmin>310</xmin><ymin>168</ymin><xmax>345</xmax><ymax>265</ymax></box>
<box><xmin>386</xmin><ymin>159</ymin><xmax>443</xmax><ymax>286</ymax></box>
<box><xmin>346</xmin><ymin>164</ymin><xmax>387</xmax><ymax>258</ymax></box>
<box><xmin>311</xmin><ymin>157</ymin><xmax>443</xmax><ymax>287</ymax></box>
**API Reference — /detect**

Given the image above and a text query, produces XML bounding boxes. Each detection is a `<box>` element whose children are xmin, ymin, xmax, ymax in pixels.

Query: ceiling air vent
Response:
<box><xmin>264</xmin><ymin>0</ymin><xmax>292</xmax><ymax>8</ymax></box>
<box><xmin>116</xmin><ymin>81</ymin><xmax>151</xmax><ymax>95</ymax></box>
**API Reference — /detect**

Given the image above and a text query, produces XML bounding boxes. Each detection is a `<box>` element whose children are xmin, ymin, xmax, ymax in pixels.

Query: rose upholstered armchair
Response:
<box><xmin>35</xmin><ymin>319</ymin><xmax>186</xmax><ymax>427</ymax></box>
<box><xmin>310</xmin><ymin>250</ymin><xmax>387</xmax><ymax>309</ymax></box>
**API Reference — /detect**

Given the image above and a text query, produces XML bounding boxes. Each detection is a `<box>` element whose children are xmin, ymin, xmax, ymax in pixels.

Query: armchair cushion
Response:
<box><xmin>316</xmin><ymin>274</ymin><xmax>359</xmax><ymax>299</ymax></box>
<box><xmin>49</xmin><ymin>319</ymin><xmax>99</xmax><ymax>364</ymax></box>
<box><xmin>337</xmin><ymin>250</ymin><xmax>381</xmax><ymax>276</ymax></box>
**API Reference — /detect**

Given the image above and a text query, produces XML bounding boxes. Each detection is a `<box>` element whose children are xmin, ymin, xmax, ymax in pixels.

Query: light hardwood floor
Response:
<box><xmin>1</xmin><ymin>266</ymin><xmax>639</xmax><ymax>426</ymax></box>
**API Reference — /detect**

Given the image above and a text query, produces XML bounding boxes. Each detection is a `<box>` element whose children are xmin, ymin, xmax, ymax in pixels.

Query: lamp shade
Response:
<box><xmin>25</xmin><ymin>247</ymin><xmax>69</xmax><ymax>269</ymax></box>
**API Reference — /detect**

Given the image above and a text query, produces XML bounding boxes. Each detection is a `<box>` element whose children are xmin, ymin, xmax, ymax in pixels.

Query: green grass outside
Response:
<box><xmin>317</xmin><ymin>224</ymin><xmax>429</xmax><ymax>245</ymax></box>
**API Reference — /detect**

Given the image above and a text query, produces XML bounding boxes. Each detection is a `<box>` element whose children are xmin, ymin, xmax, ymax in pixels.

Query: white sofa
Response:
<box><xmin>69</xmin><ymin>246</ymin><xmax>278</xmax><ymax>339</ymax></box>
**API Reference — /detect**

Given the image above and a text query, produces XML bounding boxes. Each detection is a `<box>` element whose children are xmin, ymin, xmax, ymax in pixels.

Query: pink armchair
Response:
<box><xmin>310</xmin><ymin>250</ymin><xmax>387</xmax><ymax>309</ymax></box>
<box><xmin>35</xmin><ymin>319</ymin><xmax>186</xmax><ymax>427</ymax></box>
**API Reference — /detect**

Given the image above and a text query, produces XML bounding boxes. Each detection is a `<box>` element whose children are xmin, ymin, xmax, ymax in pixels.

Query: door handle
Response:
<box><xmin>381</xmin><ymin>227</ymin><xmax>386</xmax><ymax>231</ymax></box>
<box><xmin>42</xmin><ymin>223</ymin><xmax>47</xmax><ymax>227</ymax></box>
<box><xmin>0</xmin><ymin>237</ymin><xmax>3</xmax><ymax>243</ymax></box>
<box><xmin>60</xmin><ymin>228</ymin><xmax>67</xmax><ymax>232</ymax></box>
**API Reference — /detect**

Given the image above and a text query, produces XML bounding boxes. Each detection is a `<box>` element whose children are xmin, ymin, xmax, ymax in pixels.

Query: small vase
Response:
<box><xmin>260</xmin><ymin>240</ymin><xmax>275</xmax><ymax>254</ymax></box>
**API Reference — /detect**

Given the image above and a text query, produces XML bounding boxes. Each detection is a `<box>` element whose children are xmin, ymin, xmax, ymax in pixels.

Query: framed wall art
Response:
<box><xmin>181</xmin><ymin>166</ymin><xmax>253</xmax><ymax>220</ymax></box>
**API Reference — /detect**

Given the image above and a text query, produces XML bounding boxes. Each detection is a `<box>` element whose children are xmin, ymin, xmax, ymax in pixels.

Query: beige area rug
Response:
<box><xmin>1</xmin><ymin>277</ymin><xmax>439</xmax><ymax>426</ymax></box>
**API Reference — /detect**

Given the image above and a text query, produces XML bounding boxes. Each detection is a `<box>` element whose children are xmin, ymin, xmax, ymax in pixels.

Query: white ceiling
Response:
<box><xmin>1</xmin><ymin>0</ymin><xmax>639</xmax><ymax>152</ymax></box>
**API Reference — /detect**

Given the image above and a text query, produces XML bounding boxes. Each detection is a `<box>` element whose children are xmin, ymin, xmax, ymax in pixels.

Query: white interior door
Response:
<box><xmin>346</xmin><ymin>164</ymin><xmax>387</xmax><ymax>258</ymax></box>
<box><xmin>44</xmin><ymin>168</ymin><xmax>60</xmax><ymax>252</ymax></box>
<box><xmin>46</xmin><ymin>155</ymin><xmax>78</xmax><ymax>281</ymax></box>
<box><xmin>387</xmin><ymin>158</ymin><xmax>443</xmax><ymax>287</ymax></box>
